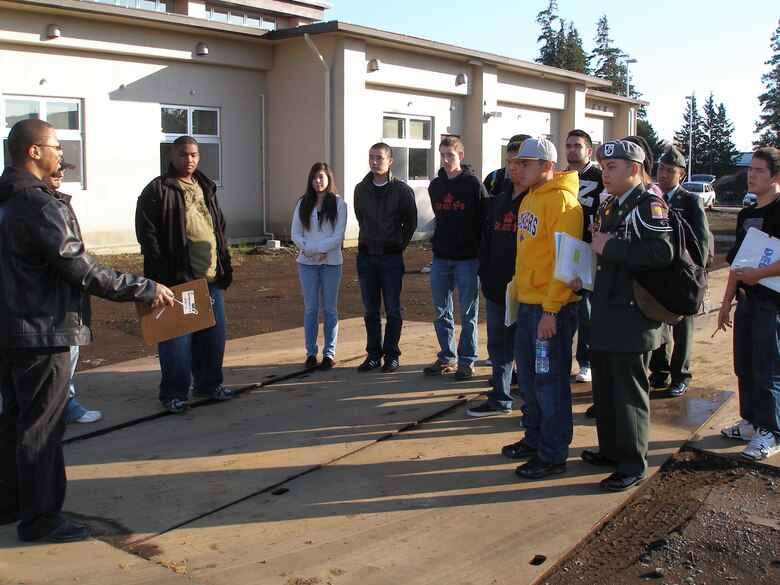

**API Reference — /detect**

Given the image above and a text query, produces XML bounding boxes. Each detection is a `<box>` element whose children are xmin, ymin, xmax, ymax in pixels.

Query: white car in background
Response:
<box><xmin>682</xmin><ymin>181</ymin><xmax>717</xmax><ymax>209</ymax></box>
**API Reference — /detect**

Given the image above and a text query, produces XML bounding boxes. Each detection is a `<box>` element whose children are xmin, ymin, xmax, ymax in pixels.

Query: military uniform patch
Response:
<box><xmin>650</xmin><ymin>201</ymin><xmax>666</xmax><ymax>220</ymax></box>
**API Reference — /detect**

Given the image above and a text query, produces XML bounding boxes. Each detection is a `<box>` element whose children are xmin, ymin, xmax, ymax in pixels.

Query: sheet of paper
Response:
<box><xmin>553</xmin><ymin>232</ymin><xmax>596</xmax><ymax>291</ymax></box>
<box><xmin>731</xmin><ymin>227</ymin><xmax>780</xmax><ymax>293</ymax></box>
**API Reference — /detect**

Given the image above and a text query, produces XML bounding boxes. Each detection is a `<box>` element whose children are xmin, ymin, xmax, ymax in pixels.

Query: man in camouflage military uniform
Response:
<box><xmin>580</xmin><ymin>140</ymin><xmax>674</xmax><ymax>491</ymax></box>
<box><xmin>648</xmin><ymin>147</ymin><xmax>711</xmax><ymax>397</ymax></box>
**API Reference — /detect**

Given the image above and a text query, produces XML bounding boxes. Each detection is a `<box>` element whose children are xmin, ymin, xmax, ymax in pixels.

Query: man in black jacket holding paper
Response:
<box><xmin>0</xmin><ymin>119</ymin><xmax>173</xmax><ymax>543</ymax></box>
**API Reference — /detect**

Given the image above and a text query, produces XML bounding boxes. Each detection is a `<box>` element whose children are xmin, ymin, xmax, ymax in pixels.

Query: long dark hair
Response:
<box><xmin>299</xmin><ymin>162</ymin><xmax>339</xmax><ymax>230</ymax></box>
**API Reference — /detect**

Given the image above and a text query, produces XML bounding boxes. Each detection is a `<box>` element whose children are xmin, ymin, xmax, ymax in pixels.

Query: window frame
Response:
<box><xmin>2</xmin><ymin>95</ymin><xmax>85</xmax><ymax>190</ymax></box>
<box><xmin>160</xmin><ymin>104</ymin><xmax>222</xmax><ymax>186</ymax></box>
<box><xmin>87</xmin><ymin>0</ymin><xmax>174</xmax><ymax>12</ymax></box>
<box><xmin>381</xmin><ymin>113</ymin><xmax>433</xmax><ymax>184</ymax></box>
<box><xmin>205</xmin><ymin>6</ymin><xmax>277</xmax><ymax>30</ymax></box>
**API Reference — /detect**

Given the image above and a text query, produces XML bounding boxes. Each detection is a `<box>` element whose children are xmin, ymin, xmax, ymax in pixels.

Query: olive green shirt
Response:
<box><xmin>179</xmin><ymin>179</ymin><xmax>218</xmax><ymax>282</ymax></box>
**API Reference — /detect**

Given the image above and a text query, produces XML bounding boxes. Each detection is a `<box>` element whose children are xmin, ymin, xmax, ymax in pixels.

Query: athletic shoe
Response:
<box><xmin>320</xmin><ymin>357</ymin><xmax>334</xmax><ymax>371</ymax></box>
<box><xmin>741</xmin><ymin>428</ymin><xmax>780</xmax><ymax>461</ymax></box>
<box><xmin>381</xmin><ymin>358</ymin><xmax>399</xmax><ymax>373</ymax></box>
<box><xmin>423</xmin><ymin>359</ymin><xmax>456</xmax><ymax>376</ymax></box>
<box><xmin>574</xmin><ymin>366</ymin><xmax>592</xmax><ymax>383</ymax></box>
<box><xmin>304</xmin><ymin>355</ymin><xmax>318</xmax><ymax>369</ymax></box>
<box><xmin>720</xmin><ymin>419</ymin><xmax>756</xmax><ymax>441</ymax></box>
<box><xmin>74</xmin><ymin>409</ymin><xmax>102</xmax><ymax>424</ymax></box>
<box><xmin>193</xmin><ymin>385</ymin><xmax>233</xmax><ymax>400</ymax></box>
<box><xmin>485</xmin><ymin>357</ymin><xmax>492</xmax><ymax>366</ymax></box>
<box><xmin>501</xmin><ymin>439</ymin><xmax>537</xmax><ymax>459</ymax></box>
<box><xmin>357</xmin><ymin>358</ymin><xmax>381</xmax><ymax>372</ymax></box>
<box><xmin>585</xmin><ymin>404</ymin><xmax>597</xmax><ymax>419</ymax></box>
<box><xmin>467</xmin><ymin>401</ymin><xmax>511</xmax><ymax>417</ymax></box>
<box><xmin>420</xmin><ymin>262</ymin><xmax>432</xmax><ymax>274</ymax></box>
<box><xmin>41</xmin><ymin>521</ymin><xmax>91</xmax><ymax>543</ymax></box>
<box><xmin>164</xmin><ymin>399</ymin><xmax>190</xmax><ymax>414</ymax></box>
<box><xmin>454</xmin><ymin>364</ymin><xmax>475</xmax><ymax>380</ymax></box>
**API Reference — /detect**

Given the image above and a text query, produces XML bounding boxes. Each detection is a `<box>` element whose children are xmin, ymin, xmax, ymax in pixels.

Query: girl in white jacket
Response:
<box><xmin>291</xmin><ymin>163</ymin><xmax>348</xmax><ymax>370</ymax></box>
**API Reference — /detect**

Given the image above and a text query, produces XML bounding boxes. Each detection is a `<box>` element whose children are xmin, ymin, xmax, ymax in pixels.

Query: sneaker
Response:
<box><xmin>585</xmin><ymin>404</ymin><xmax>597</xmax><ymax>419</ymax></box>
<box><xmin>501</xmin><ymin>439</ymin><xmax>537</xmax><ymax>459</ymax></box>
<box><xmin>665</xmin><ymin>382</ymin><xmax>688</xmax><ymax>397</ymax></box>
<box><xmin>485</xmin><ymin>357</ymin><xmax>492</xmax><ymax>366</ymax></box>
<box><xmin>320</xmin><ymin>356</ymin><xmax>334</xmax><ymax>371</ymax></box>
<box><xmin>357</xmin><ymin>358</ymin><xmax>381</xmax><ymax>372</ymax></box>
<box><xmin>423</xmin><ymin>359</ymin><xmax>456</xmax><ymax>376</ymax></box>
<box><xmin>741</xmin><ymin>428</ymin><xmax>780</xmax><ymax>461</ymax></box>
<box><xmin>721</xmin><ymin>419</ymin><xmax>757</xmax><ymax>441</ymax></box>
<box><xmin>305</xmin><ymin>355</ymin><xmax>318</xmax><ymax>369</ymax></box>
<box><xmin>575</xmin><ymin>366</ymin><xmax>592</xmax><ymax>383</ymax></box>
<box><xmin>74</xmin><ymin>409</ymin><xmax>102</xmax><ymax>424</ymax></box>
<box><xmin>467</xmin><ymin>401</ymin><xmax>511</xmax><ymax>417</ymax></box>
<box><xmin>193</xmin><ymin>385</ymin><xmax>233</xmax><ymax>401</ymax></box>
<box><xmin>164</xmin><ymin>399</ymin><xmax>190</xmax><ymax>414</ymax></box>
<box><xmin>381</xmin><ymin>358</ymin><xmax>399</xmax><ymax>373</ymax></box>
<box><xmin>420</xmin><ymin>262</ymin><xmax>432</xmax><ymax>274</ymax></box>
<box><xmin>454</xmin><ymin>364</ymin><xmax>475</xmax><ymax>380</ymax></box>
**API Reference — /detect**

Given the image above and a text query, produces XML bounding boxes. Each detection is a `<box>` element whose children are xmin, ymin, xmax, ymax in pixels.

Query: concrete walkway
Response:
<box><xmin>0</xmin><ymin>268</ymin><xmax>773</xmax><ymax>585</ymax></box>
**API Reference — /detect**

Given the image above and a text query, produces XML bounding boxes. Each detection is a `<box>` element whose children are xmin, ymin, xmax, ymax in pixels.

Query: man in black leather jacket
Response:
<box><xmin>0</xmin><ymin>119</ymin><xmax>173</xmax><ymax>543</ymax></box>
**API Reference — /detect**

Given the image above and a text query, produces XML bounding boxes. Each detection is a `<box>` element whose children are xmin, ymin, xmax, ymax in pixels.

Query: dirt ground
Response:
<box><xmin>78</xmin><ymin>207</ymin><xmax>779</xmax><ymax>584</ymax></box>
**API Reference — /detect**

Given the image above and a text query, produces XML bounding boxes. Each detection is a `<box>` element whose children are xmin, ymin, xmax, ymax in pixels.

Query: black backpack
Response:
<box><xmin>628</xmin><ymin>194</ymin><xmax>708</xmax><ymax>320</ymax></box>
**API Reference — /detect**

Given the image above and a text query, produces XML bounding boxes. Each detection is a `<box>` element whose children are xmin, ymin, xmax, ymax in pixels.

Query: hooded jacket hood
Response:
<box><xmin>0</xmin><ymin>167</ymin><xmax>49</xmax><ymax>203</ymax></box>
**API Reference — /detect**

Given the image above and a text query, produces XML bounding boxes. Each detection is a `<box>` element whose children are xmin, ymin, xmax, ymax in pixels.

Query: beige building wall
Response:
<box><xmin>1</xmin><ymin>6</ymin><xmax>271</xmax><ymax>251</ymax></box>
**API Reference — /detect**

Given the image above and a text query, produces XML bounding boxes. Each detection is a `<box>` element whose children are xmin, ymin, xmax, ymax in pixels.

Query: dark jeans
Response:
<box><xmin>0</xmin><ymin>346</ymin><xmax>70</xmax><ymax>541</ymax></box>
<box><xmin>356</xmin><ymin>252</ymin><xmax>404</xmax><ymax>360</ymax></box>
<box><xmin>157</xmin><ymin>282</ymin><xmax>226</xmax><ymax>403</ymax></box>
<box><xmin>514</xmin><ymin>303</ymin><xmax>577</xmax><ymax>464</ymax></box>
<box><xmin>649</xmin><ymin>315</ymin><xmax>693</xmax><ymax>385</ymax></box>
<box><xmin>485</xmin><ymin>298</ymin><xmax>515</xmax><ymax>410</ymax></box>
<box><xmin>734</xmin><ymin>297</ymin><xmax>780</xmax><ymax>437</ymax></box>
<box><xmin>575</xmin><ymin>290</ymin><xmax>591</xmax><ymax>369</ymax></box>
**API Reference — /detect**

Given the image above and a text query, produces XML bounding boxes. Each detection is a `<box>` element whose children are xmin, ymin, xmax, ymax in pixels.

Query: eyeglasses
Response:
<box><xmin>36</xmin><ymin>144</ymin><xmax>63</xmax><ymax>152</ymax></box>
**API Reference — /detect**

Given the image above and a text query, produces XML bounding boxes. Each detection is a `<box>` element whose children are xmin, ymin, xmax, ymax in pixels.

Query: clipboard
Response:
<box><xmin>135</xmin><ymin>278</ymin><xmax>216</xmax><ymax>344</ymax></box>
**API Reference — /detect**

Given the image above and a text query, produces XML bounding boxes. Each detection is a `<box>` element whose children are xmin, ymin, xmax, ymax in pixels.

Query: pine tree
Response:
<box><xmin>674</xmin><ymin>93</ymin><xmax>704</xmax><ymax>174</ymax></box>
<box><xmin>535</xmin><ymin>0</ymin><xmax>561</xmax><ymax>68</ymax></box>
<box><xmin>637</xmin><ymin>118</ymin><xmax>665</xmax><ymax>162</ymax></box>
<box><xmin>589</xmin><ymin>15</ymin><xmax>627</xmax><ymax>96</ymax></box>
<box><xmin>701</xmin><ymin>93</ymin><xmax>718</xmax><ymax>175</ymax></box>
<box><xmin>714</xmin><ymin>103</ymin><xmax>740</xmax><ymax>176</ymax></box>
<box><xmin>560</xmin><ymin>22</ymin><xmax>588</xmax><ymax>74</ymax></box>
<box><xmin>755</xmin><ymin>20</ymin><xmax>780</xmax><ymax>148</ymax></box>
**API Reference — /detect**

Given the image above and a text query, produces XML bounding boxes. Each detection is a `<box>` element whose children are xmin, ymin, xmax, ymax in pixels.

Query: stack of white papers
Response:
<box><xmin>553</xmin><ymin>232</ymin><xmax>596</xmax><ymax>291</ymax></box>
<box><xmin>731</xmin><ymin>227</ymin><xmax>780</xmax><ymax>293</ymax></box>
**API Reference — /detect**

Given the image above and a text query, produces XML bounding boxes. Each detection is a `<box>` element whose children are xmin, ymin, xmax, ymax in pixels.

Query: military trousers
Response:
<box><xmin>591</xmin><ymin>350</ymin><xmax>652</xmax><ymax>477</ymax></box>
<box><xmin>649</xmin><ymin>315</ymin><xmax>693</xmax><ymax>385</ymax></box>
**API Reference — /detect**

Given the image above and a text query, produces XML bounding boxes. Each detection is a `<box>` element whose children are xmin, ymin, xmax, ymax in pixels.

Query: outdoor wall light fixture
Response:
<box><xmin>367</xmin><ymin>58</ymin><xmax>380</xmax><ymax>72</ymax></box>
<box><xmin>195</xmin><ymin>42</ymin><xmax>209</xmax><ymax>56</ymax></box>
<box><xmin>46</xmin><ymin>23</ymin><xmax>61</xmax><ymax>39</ymax></box>
<box><xmin>455</xmin><ymin>73</ymin><xmax>467</xmax><ymax>86</ymax></box>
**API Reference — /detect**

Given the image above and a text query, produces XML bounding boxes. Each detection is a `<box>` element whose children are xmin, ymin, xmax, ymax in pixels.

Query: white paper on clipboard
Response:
<box><xmin>553</xmin><ymin>232</ymin><xmax>597</xmax><ymax>291</ymax></box>
<box><xmin>731</xmin><ymin>227</ymin><xmax>780</xmax><ymax>293</ymax></box>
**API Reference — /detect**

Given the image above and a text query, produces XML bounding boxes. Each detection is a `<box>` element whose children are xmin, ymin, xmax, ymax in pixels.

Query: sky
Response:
<box><xmin>324</xmin><ymin>0</ymin><xmax>778</xmax><ymax>151</ymax></box>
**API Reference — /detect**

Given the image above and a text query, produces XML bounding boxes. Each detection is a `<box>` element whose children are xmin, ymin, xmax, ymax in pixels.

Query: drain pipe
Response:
<box><xmin>304</xmin><ymin>33</ymin><xmax>331</xmax><ymax>163</ymax></box>
<box><xmin>259</xmin><ymin>93</ymin><xmax>278</xmax><ymax>246</ymax></box>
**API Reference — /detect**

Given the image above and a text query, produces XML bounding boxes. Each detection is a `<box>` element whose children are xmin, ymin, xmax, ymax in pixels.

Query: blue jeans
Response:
<box><xmin>575</xmin><ymin>290</ymin><xmax>591</xmax><ymax>369</ymax></box>
<box><xmin>734</xmin><ymin>296</ymin><xmax>780</xmax><ymax>437</ymax></box>
<box><xmin>485</xmin><ymin>298</ymin><xmax>515</xmax><ymax>410</ymax></box>
<box><xmin>157</xmin><ymin>282</ymin><xmax>226</xmax><ymax>403</ymax></box>
<box><xmin>356</xmin><ymin>253</ymin><xmax>404</xmax><ymax>360</ymax></box>
<box><xmin>298</xmin><ymin>263</ymin><xmax>342</xmax><ymax>359</ymax></box>
<box><xmin>66</xmin><ymin>346</ymin><xmax>86</xmax><ymax>423</ymax></box>
<box><xmin>429</xmin><ymin>256</ymin><xmax>479</xmax><ymax>365</ymax></box>
<box><xmin>514</xmin><ymin>303</ymin><xmax>577</xmax><ymax>464</ymax></box>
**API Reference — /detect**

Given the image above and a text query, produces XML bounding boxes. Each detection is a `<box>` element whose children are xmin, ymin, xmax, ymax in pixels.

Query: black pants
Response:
<box><xmin>0</xmin><ymin>346</ymin><xmax>70</xmax><ymax>541</ymax></box>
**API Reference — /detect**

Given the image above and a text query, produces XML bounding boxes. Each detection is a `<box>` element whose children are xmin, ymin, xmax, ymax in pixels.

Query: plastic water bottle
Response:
<box><xmin>535</xmin><ymin>338</ymin><xmax>550</xmax><ymax>374</ymax></box>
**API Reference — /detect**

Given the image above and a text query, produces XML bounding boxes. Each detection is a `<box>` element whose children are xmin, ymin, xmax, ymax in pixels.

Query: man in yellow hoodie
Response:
<box><xmin>500</xmin><ymin>138</ymin><xmax>583</xmax><ymax>480</ymax></box>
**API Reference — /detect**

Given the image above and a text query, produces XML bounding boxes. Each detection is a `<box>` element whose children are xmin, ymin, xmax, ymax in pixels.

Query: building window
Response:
<box><xmin>382</xmin><ymin>114</ymin><xmax>432</xmax><ymax>182</ymax></box>
<box><xmin>205</xmin><ymin>6</ymin><xmax>276</xmax><ymax>29</ymax></box>
<box><xmin>160</xmin><ymin>105</ymin><xmax>221</xmax><ymax>184</ymax></box>
<box><xmin>87</xmin><ymin>0</ymin><xmax>174</xmax><ymax>13</ymax></box>
<box><xmin>2</xmin><ymin>96</ymin><xmax>84</xmax><ymax>187</ymax></box>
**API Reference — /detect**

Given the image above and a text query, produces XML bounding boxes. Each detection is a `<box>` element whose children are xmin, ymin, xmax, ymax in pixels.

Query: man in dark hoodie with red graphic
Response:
<box><xmin>423</xmin><ymin>137</ymin><xmax>488</xmax><ymax>380</ymax></box>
